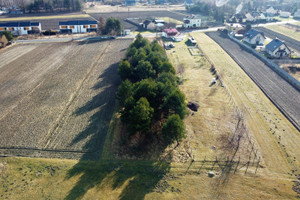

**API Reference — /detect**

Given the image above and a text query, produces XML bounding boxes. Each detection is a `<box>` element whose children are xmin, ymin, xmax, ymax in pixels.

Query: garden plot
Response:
<box><xmin>0</xmin><ymin>39</ymin><xmax>132</xmax><ymax>159</ymax></box>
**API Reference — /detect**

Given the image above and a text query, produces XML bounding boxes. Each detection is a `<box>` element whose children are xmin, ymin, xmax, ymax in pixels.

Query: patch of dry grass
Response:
<box><xmin>191</xmin><ymin>32</ymin><xmax>300</xmax><ymax>176</ymax></box>
<box><xmin>265</xmin><ymin>24</ymin><xmax>300</xmax><ymax>41</ymax></box>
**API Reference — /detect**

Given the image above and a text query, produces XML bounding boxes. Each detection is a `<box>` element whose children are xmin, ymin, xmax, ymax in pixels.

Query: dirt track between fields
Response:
<box><xmin>256</xmin><ymin>27</ymin><xmax>300</xmax><ymax>52</ymax></box>
<box><xmin>0</xmin><ymin>39</ymin><xmax>132</xmax><ymax>159</ymax></box>
<box><xmin>206</xmin><ymin>32</ymin><xmax>300</xmax><ymax>131</ymax></box>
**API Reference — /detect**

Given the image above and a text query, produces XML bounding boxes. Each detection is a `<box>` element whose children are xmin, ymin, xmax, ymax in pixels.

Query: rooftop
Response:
<box><xmin>244</xmin><ymin>29</ymin><xmax>264</xmax><ymax>40</ymax></box>
<box><xmin>59</xmin><ymin>20</ymin><xmax>97</xmax><ymax>26</ymax></box>
<box><xmin>265</xmin><ymin>38</ymin><xmax>285</xmax><ymax>52</ymax></box>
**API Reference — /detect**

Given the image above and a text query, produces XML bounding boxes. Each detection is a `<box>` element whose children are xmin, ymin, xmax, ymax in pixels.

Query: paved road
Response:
<box><xmin>206</xmin><ymin>31</ymin><xmax>300</xmax><ymax>131</ymax></box>
<box><xmin>256</xmin><ymin>27</ymin><xmax>300</xmax><ymax>52</ymax></box>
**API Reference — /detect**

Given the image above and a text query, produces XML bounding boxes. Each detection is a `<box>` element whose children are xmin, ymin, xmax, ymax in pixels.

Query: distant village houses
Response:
<box><xmin>225</xmin><ymin>23</ymin><xmax>244</xmax><ymax>34</ymax></box>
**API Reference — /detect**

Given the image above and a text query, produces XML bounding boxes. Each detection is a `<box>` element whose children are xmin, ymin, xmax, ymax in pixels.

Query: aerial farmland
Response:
<box><xmin>0</xmin><ymin>39</ymin><xmax>132</xmax><ymax>159</ymax></box>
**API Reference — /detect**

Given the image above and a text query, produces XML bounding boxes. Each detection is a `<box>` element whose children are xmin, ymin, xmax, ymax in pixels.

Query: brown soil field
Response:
<box><xmin>0</xmin><ymin>39</ymin><xmax>132</xmax><ymax>159</ymax></box>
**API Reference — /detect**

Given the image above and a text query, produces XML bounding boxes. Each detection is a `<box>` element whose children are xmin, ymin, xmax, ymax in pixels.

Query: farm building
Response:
<box><xmin>243</xmin><ymin>29</ymin><xmax>265</xmax><ymax>46</ymax></box>
<box><xmin>141</xmin><ymin>20</ymin><xmax>156</xmax><ymax>30</ymax></box>
<box><xmin>125</xmin><ymin>0</ymin><xmax>136</xmax><ymax>6</ymax></box>
<box><xmin>0</xmin><ymin>21</ymin><xmax>41</xmax><ymax>35</ymax></box>
<box><xmin>294</xmin><ymin>9</ymin><xmax>300</xmax><ymax>19</ymax></box>
<box><xmin>0</xmin><ymin>34</ymin><xmax>8</xmax><ymax>48</ymax></box>
<box><xmin>265</xmin><ymin>38</ymin><xmax>291</xmax><ymax>58</ymax></box>
<box><xmin>59</xmin><ymin>20</ymin><xmax>98</xmax><ymax>34</ymax></box>
<box><xmin>183</xmin><ymin>15</ymin><xmax>201</xmax><ymax>28</ymax></box>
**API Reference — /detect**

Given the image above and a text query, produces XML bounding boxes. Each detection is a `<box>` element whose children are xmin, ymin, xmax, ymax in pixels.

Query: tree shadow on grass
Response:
<box><xmin>65</xmin><ymin>48</ymin><xmax>170</xmax><ymax>199</ymax></box>
<box><xmin>64</xmin><ymin>160</ymin><xmax>170</xmax><ymax>200</ymax></box>
<box><xmin>69</xmin><ymin>62</ymin><xmax>121</xmax><ymax>160</ymax></box>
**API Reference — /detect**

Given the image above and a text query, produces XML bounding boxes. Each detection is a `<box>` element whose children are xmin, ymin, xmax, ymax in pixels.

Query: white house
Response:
<box><xmin>266</xmin><ymin>6</ymin><xmax>277</xmax><ymax>17</ymax></box>
<box><xmin>294</xmin><ymin>9</ymin><xmax>300</xmax><ymax>19</ymax></box>
<box><xmin>280</xmin><ymin>11</ymin><xmax>291</xmax><ymax>18</ymax></box>
<box><xmin>183</xmin><ymin>15</ymin><xmax>201</xmax><ymax>28</ymax></box>
<box><xmin>265</xmin><ymin>38</ymin><xmax>291</xmax><ymax>58</ymax></box>
<box><xmin>0</xmin><ymin>21</ymin><xmax>41</xmax><ymax>35</ymax></box>
<box><xmin>59</xmin><ymin>20</ymin><xmax>98</xmax><ymax>34</ymax></box>
<box><xmin>242</xmin><ymin>29</ymin><xmax>265</xmax><ymax>46</ymax></box>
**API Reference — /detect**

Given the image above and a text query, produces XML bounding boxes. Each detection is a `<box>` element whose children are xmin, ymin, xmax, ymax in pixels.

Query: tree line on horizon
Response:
<box><xmin>0</xmin><ymin>0</ymin><xmax>82</xmax><ymax>13</ymax></box>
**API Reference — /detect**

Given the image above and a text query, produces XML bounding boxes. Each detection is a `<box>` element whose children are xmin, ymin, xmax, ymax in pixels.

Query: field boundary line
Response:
<box><xmin>43</xmin><ymin>41</ymin><xmax>112</xmax><ymax>149</ymax></box>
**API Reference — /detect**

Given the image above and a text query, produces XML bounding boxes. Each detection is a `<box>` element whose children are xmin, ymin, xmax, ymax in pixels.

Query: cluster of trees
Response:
<box><xmin>1</xmin><ymin>31</ymin><xmax>14</xmax><ymax>41</ymax></box>
<box><xmin>186</xmin><ymin>1</ymin><xmax>229</xmax><ymax>22</ymax></box>
<box><xmin>117</xmin><ymin>34</ymin><xmax>186</xmax><ymax>145</ymax></box>
<box><xmin>27</xmin><ymin>0</ymin><xmax>82</xmax><ymax>12</ymax></box>
<box><xmin>0</xmin><ymin>0</ymin><xmax>82</xmax><ymax>13</ymax></box>
<box><xmin>98</xmin><ymin>17</ymin><xmax>123</xmax><ymax>36</ymax></box>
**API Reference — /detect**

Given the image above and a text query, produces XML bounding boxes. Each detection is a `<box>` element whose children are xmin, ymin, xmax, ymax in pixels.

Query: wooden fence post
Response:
<box><xmin>234</xmin><ymin>156</ymin><xmax>240</xmax><ymax>174</ymax></box>
<box><xmin>255</xmin><ymin>157</ymin><xmax>260</xmax><ymax>174</ymax></box>
<box><xmin>245</xmin><ymin>161</ymin><xmax>250</xmax><ymax>175</ymax></box>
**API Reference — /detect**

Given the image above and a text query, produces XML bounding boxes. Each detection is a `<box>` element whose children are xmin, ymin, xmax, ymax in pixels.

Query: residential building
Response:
<box><xmin>0</xmin><ymin>21</ymin><xmax>41</xmax><ymax>35</ymax></box>
<box><xmin>141</xmin><ymin>20</ymin><xmax>156</xmax><ymax>30</ymax></box>
<box><xmin>59</xmin><ymin>21</ymin><xmax>98</xmax><ymax>34</ymax></box>
<box><xmin>265</xmin><ymin>38</ymin><xmax>291</xmax><ymax>58</ymax></box>
<box><xmin>294</xmin><ymin>9</ymin><xmax>300</xmax><ymax>19</ymax></box>
<box><xmin>125</xmin><ymin>0</ymin><xmax>136</xmax><ymax>6</ymax></box>
<box><xmin>280</xmin><ymin>11</ymin><xmax>291</xmax><ymax>18</ymax></box>
<box><xmin>265</xmin><ymin>6</ymin><xmax>277</xmax><ymax>17</ymax></box>
<box><xmin>242</xmin><ymin>29</ymin><xmax>265</xmax><ymax>46</ymax></box>
<box><xmin>225</xmin><ymin>23</ymin><xmax>244</xmax><ymax>33</ymax></box>
<box><xmin>183</xmin><ymin>15</ymin><xmax>201</xmax><ymax>28</ymax></box>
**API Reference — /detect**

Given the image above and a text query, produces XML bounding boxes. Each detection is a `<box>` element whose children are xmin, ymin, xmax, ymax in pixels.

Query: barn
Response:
<box><xmin>59</xmin><ymin>20</ymin><xmax>98</xmax><ymax>34</ymax></box>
